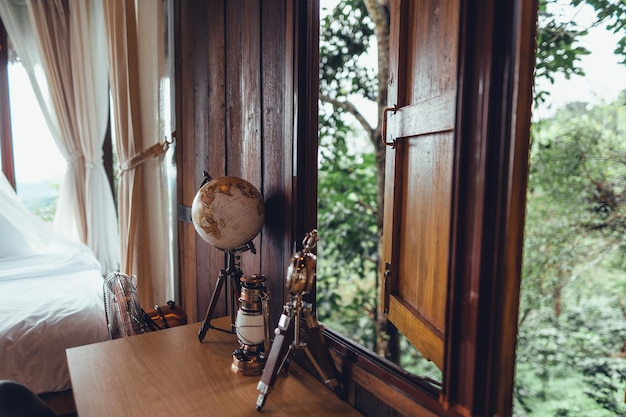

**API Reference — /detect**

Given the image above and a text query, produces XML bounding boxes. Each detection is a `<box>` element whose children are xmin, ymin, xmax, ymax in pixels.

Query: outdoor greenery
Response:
<box><xmin>316</xmin><ymin>0</ymin><xmax>626</xmax><ymax>415</ymax></box>
<box><xmin>33</xmin><ymin>197</ymin><xmax>57</xmax><ymax>222</ymax></box>
<box><xmin>317</xmin><ymin>125</ymin><xmax>378</xmax><ymax>346</ymax></box>
<box><xmin>514</xmin><ymin>96</ymin><xmax>626</xmax><ymax>416</ymax></box>
<box><xmin>22</xmin><ymin>181</ymin><xmax>59</xmax><ymax>222</ymax></box>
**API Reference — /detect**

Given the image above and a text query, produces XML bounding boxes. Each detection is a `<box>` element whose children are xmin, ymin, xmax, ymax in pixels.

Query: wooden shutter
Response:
<box><xmin>382</xmin><ymin>0</ymin><xmax>460</xmax><ymax>371</ymax></box>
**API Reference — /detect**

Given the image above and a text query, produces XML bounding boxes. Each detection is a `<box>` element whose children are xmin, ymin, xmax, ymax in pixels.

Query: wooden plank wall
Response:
<box><xmin>174</xmin><ymin>1</ymin><xmax>417</xmax><ymax>416</ymax></box>
<box><xmin>174</xmin><ymin>0</ymin><xmax>312</xmax><ymax>324</ymax></box>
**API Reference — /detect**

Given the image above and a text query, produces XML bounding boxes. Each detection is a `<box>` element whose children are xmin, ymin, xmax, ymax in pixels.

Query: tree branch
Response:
<box><xmin>320</xmin><ymin>94</ymin><xmax>374</xmax><ymax>136</ymax></box>
<box><xmin>363</xmin><ymin>0</ymin><xmax>388</xmax><ymax>27</ymax></box>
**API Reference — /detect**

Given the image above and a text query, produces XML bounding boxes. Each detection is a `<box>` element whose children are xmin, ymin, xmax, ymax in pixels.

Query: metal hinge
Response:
<box><xmin>383</xmin><ymin>262</ymin><xmax>391</xmax><ymax>315</ymax></box>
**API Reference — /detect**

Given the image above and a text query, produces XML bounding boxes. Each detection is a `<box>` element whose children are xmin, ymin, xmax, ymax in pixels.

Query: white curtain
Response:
<box><xmin>102</xmin><ymin>0</ymin><xmax>174</xmax><ymax>306</ymax></box>
<box><xmin>0</xmin><ymin>0</ymin><xmax>119</xmax><ymax>275</ymax></box>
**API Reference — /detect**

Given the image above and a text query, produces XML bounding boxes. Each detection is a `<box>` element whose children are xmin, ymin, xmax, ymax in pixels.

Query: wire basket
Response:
<box><xmin>103</xmin><ymin>272</ymin><xmax>153</xmax><ymax>339</ymax></box>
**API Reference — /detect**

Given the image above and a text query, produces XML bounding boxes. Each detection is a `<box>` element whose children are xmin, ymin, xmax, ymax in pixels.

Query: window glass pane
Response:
<box><xmin>316</xmin><ymin>0</ymin><xmax>441</xmax><ymax>382</ymax></box>
<box><xmin>9</xmin><ymin>60</ymin><xmax>65</xmax><ymax>221</ymax></box>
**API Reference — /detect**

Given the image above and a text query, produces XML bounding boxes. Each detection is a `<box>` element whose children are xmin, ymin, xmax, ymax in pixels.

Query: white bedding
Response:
<box><xmin>0</xmin><ymin>173</ymin><xmax>109</xmax><ymax>394</ymax></box>
<box><xmin>0</xmin><ymin>258</ymin><xmax>108</xmax><ymax>394</ymax></box>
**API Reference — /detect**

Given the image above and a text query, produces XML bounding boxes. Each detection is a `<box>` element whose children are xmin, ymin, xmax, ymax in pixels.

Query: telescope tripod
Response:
<box><xmin>256</xmin><ymin>293</ymin><xmax>342</xmax><ymax>411</ymax></box>
<box><xmin>198</xmin><ymin>242</ymin><xmax>255</xmax><ymax>341</ymax></box>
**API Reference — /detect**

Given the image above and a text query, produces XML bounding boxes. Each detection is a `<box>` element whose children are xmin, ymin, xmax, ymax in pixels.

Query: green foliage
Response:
<box><xmin>24</xmin><ymin>182</ymin><xmax>60</xmax><ymax>223</ymax></box>
<box><xmin>523</xmin><ymin>95</ymin><xmax>626</xmax><ymax>310</ymax></box>
<box><xmin>573</xmin><ymin>0</ymin><xmax>626</xmax><ymax>63</ymax></box>
<box><xmin>319</xmin><ymin>0</ymin><xmax>376</xmax><ymax>102</ymax></box>
<box><xmin>317</xmin><ymin>0</ymin><xmax>381</xmax><ymax>352</ymax></box>
<box><xmin>581</xmin><ymin>357</ymin><xmax>626</xmax><ymax>415</ymax></box>
<box><xmin>535</xmin><ymin>6</ymin><xmax>590</xmax><ymax>87</ymax></box>
<box><xmin>515</xmin><ymin>294</ymin><xmax>626</xmax><ymax>416</ymax></box>
<box><xmin>535</xmin><ymin>0</ymin><xmax>626</xmax><ymax>103</ymax></box>
<box><xmin>397</xmin><ymin>336</ymin><xmax>442</xmax><ymax>380</ymax></box>
<box><xmin>317</xmin><ymin>116</ymin><xmax>379</xmax><ymax>348</ymax></box>
<box><xmin>516</xmin><ymin>96</ymin><xmax>626</xmax><ymax>416</ymax></box>
<box><xmin>33</xmin><ymin>200</ymin><xmax>57</xmax><ymax>223</ymax></box>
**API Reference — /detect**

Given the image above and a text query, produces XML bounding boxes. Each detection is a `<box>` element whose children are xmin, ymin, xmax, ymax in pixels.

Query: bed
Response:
<box><xmin>0</xmin><ymin>173</ymin><xmax>109</xmax><ymax>395</ymax></box>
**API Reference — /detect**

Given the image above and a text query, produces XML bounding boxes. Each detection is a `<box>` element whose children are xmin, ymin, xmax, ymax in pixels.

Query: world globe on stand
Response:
<box><xmin>191</xmin><ymin>176</ymin><xmax>265</xmax><ymax>251</ymax></box>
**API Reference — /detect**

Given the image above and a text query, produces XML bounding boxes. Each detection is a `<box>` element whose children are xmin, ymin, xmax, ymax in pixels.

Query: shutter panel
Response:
<box><xmin>382</xmin><ymin>0</ymin><xmax>460</xmax><ymax>371</ymax></box>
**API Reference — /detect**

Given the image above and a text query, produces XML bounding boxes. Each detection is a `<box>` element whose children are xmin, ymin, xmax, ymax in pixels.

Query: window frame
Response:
<box><xmin>0</xmin><ymin>20</ymin><xmax>15</xmax><ymax>187</ymax></box>
<box><xmin>307</xmin><ymin>0</ymin><xmax>539</xmax><ymax>416</ymax></box>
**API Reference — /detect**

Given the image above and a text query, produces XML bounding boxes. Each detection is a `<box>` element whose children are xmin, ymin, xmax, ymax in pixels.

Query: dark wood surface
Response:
<box><xmin>175</xmin><ymin>0</ymin><xmax>306</xmax><ymax>326</ymax></box>
<box><xmin>443</xmin><ymin>0</ymin><xmax>539</xmax><ymax>415</ymax></box>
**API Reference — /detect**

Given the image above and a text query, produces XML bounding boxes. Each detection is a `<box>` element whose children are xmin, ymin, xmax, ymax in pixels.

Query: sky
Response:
<box><xmin>533</xmin><ymin>2</ymin><xmax>626</xmax><ymax>119</ymax></box>
<box><xmin>9</xmin><ymin>63</ymin><xmax>65</xmax><ymax>185</ymax></box>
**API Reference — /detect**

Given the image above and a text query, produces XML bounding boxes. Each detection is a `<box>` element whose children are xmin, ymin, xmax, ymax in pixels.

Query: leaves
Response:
<box><xmin>319</xmin><ymin>0</ymin><xmax>377</xmax><ymax>101</ymax></box>
<box><xmin>317</xmin><ymin>0</ymin><xmax>383</xmax><ymax>352</ymax></box>
<box><xmin>316</xmin><ymin>120</ymin><xmax>379</xmax><ymax>347</ymax></box>
<box><xmin>517</xmin><ymin>96</ymin><xmax>626</xmax><ymax>415</ymax></box>
<box><xmin>534</xmin><ymin>0</ymin><xmax>626</xmax><ymax>103</ymax></box>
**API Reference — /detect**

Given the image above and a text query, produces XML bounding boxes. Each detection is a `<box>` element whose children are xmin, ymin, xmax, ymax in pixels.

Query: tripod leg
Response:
<box><xmin>226</xmin><ymin>252</ymin><xmax>243</xmax><ymax>332</ymax></box>
<box><xmin>256</xmin><ymin>310</ymin><xmax>294</xmax><ymax>411</ymax></box>
<box><xmin>198</xmin><ymin>269</ymin><xmax>227</xmax><ymax>342</ymax></box>
<box><xmin>302</xmin><ymin>304</ymin><xmax>342</xmax><ymax>395</ymax></box>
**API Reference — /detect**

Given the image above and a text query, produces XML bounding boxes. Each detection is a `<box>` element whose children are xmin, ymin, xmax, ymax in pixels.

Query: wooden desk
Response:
<box><xmin>66</xmin><ymin>319</ymin><xmax>362</xmax><ymax>417</ymax></box>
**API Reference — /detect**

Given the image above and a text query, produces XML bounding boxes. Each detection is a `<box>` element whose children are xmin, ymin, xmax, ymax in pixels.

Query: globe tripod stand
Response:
<box><xmin>198</xmin><ymin>241</ymin><xmax>255</xmax><ymax>342</ymax></box>
<box><xmin>255</xmin><ymin>292</ymin><xmax>342</xmax><ymax>411</ymax></box>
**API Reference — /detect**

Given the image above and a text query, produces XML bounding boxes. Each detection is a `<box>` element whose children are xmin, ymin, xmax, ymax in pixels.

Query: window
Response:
<box><xmin>8</xmin><ymin>56</ymin><xmax>65</xmax><ymax>220</ymax></box>
<box><xmin>316</xmin><ymin>0</ymin><xmax>442</xmax><ymax>380</ymax></box>
<box><xmin>0</xmin><ymin>25</ymin><xmax>114</xmax><ymax>222</ymax></box>
<box><xmin>315</xmin><ymin>1</ymin><xmax>538</xmax><ymax>415</ymax></box>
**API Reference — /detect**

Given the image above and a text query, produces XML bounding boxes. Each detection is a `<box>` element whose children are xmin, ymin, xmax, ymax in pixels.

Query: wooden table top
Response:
<box><xmin>66</xmin><ymin>318</ymin><xmax>362</xmax><ymax>417</ymax></box>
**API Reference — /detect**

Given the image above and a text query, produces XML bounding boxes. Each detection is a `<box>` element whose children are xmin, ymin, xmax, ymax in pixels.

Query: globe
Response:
<box><xmin>191</xmin><ymin>176</ymin><xmax>265</xmax><ymax>250</ymax></box>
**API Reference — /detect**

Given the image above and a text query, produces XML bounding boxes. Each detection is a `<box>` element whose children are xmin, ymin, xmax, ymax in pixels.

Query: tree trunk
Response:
<box><xmin>363</xmin><ymin>0</ymin><xmax>393</xmax><ymax>360</ymax></box>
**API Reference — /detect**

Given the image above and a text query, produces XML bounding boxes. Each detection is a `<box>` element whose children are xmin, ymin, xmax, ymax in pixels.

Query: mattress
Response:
<box><xmin>0</xmin><ymin>251</ymin><xmax>109</xmax><ymax>394</ymax></box>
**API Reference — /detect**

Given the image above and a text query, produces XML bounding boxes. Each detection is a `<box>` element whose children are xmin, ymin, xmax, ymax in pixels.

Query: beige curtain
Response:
<box><xmin>0</xmin><ymin>0</ymin><xmax>120</xmax><ymax>275</ymax></box>
<box><xmin>102</xmin><ymin>0</ymin><xmax>174</xmax><ymax>306</ymax></box>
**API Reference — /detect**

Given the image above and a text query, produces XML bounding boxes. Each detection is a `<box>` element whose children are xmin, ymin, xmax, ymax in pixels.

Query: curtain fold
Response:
<box><xmin>102</xmin><ymin>0</ymin><xmax>174</xmax><ymax>306</ymax></box>
<box><xmin>68</xmin><ymin>0</ymin><xmax>119</xmax><ymax>275</ymax></box>
<box><xmin>0</xmin><ymin>0</ymin><xmax>119</xmax><ymax>275</ymax></box>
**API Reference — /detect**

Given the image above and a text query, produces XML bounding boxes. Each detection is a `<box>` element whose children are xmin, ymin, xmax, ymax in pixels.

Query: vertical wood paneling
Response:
<box><xmin>241</xmin><ymin>0</ymin><xmax>262</xmax><ymax>183</ymax></box>
<box><xmin>398</xmin><ymin>132</ymin><xmax>452</xmax><ymax>327</ymax></box>
<box><xmin>293</xmin><ymin>0</ymin><xmax>320</xmax><ymax>310</ymax></box>
<box><xmin>201</xmin><ymin>0</ymin><xmax>228</xmax><ymax>322</ymax></box>
<box><xmin>176</xmin><ymin>0</ymin><xmax>300</xmax><ymax>325</ymax></box>
<box><xmin>238</xmin><ymin>0</ymin><xmax>263</xmax><ymax>277</ymax></box>
<box><xmin>410</xmin><ymin>0</ymin><xmax>459</xmax><ymax>102</ymax></box>
<box><xmin>191</xmin><ymin>0</ymin><xmax>212</xmax><ymax>323</ymax></box>
<box><xmin>384</xmin><ymin>0</ymin><xmax>459</xmax><ymax>371</ymax></box>
<box><xmin>206</xmin><ymin>0</ymin><xmax>226</xmax><ymax>181</ymax></box>
<box><xmin>261</xmin><ymin>0</ymin><xmax>290</xmax><ymax>314</ymax></box>
<box><xmin>381</xmin><ymin>0</ymin><xmax>406</xmax><ymax>315</ymax></box>
<box><xmin>176</xmin><ymin>0</ymin><xmax>198</xmax><ymax>321</ymax></box>
<box><xmin>225</xmin><ymin>1</ymin><xmax>243</xmax><ymax>176</ymax></box>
